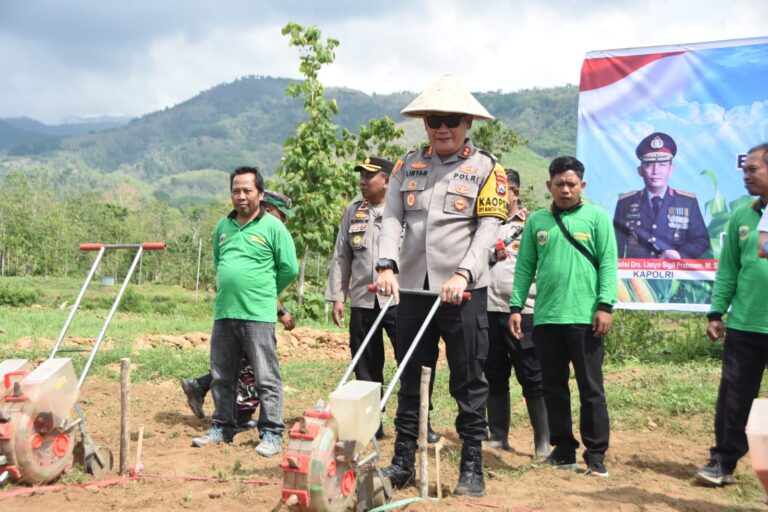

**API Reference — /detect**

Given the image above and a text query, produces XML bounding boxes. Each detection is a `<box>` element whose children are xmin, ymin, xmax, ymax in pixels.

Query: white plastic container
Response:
<box><xmin>0</xmin><ymin>359</ymin><xmax>30</xmax><ymax>397</ymax></box>
<box><xmin>329</xmin><ymin>380</ymin><xmax>381</xmax><ymax>451</ymax></box>
<box><xmin>20</xmin><ymin>358</ymin><xmax>78</xmax><ymax>422</ymax></box>
<box><xmin>746</xmin><ymin>398</ymin><xmax>768</xmax><ymax>494</ymax></box>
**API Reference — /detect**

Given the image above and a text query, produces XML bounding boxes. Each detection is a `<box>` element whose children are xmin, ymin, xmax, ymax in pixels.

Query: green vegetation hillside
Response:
<box><xmin>0</xmin><ymin>76</ymin><xmax>577</xmax><ymax>206</ymax></box>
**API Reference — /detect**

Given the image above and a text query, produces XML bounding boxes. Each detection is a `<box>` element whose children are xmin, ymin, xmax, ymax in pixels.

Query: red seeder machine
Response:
<box><xmin>0</xmin><ymin>242</ymin><xmax>165</xmax><ymax>485</ymax></box>
<box><xmin>279</xmin><ymin>286</ymin><xmax>468</xmax><ymax>512</ymax></box>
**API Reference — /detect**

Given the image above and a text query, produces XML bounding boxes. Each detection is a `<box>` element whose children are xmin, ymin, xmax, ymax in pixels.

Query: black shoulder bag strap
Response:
<box><xmin>553</xmin><ymin>211</ymin><xmax>599</xmax><ymax>270</ymax></box>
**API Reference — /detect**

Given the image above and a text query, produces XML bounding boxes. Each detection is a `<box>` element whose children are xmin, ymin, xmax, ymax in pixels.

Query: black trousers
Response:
<box><xmin>484</xmin><ymin>312</ymin><xmax>543</xmax><ymax>399</ymax></box>
<box><xmin>710</xmin><ymin>328</ymin><xmax>768</xmax><ymax>471</ymax></box>
<box><xmin>349</xmin><ymin>304</ymin><xmax>397</xmax><ymax>385</ymax></box>
<box><xmin>393</xmin><ymin>288</ymin><xmax>489</xmax><ymax>442</ymax></box>
<box><xmin>533</xmin><ymin>323</ymin><xmax>609</xmax><ymax>463</ymax></box>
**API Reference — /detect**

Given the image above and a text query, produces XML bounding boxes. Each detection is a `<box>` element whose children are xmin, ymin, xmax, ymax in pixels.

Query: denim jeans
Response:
<box><xmin>209</xmin><ymin>319</ymin><xmax>283</xmax><ymax>437</ymax></box>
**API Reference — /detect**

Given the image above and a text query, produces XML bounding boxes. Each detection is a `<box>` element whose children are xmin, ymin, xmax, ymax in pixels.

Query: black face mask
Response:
<box><xmin>425</xmin><ymin>114</ymin><xmax>464</xmax><ymax>129</ymax></box>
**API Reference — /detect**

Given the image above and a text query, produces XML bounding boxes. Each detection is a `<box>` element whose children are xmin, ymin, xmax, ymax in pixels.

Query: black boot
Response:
<box><xmin>427</xmin><ymin>422</ymin><xmax>440</xmax><ymax>444</ymax></box>
<box><xmin>486</xmin><ymin>392</ymin><xmax>510</xmax><ymax>450</ymax></box>
<box><xmin>525</xmin><ymin>396</ymin><xmax>551</xmax><ymax>458</ymax></box>
<box><xmin>454</xmin><ymin>440</ymin><xmax>485</xmax><ymax>496</ymax></box>
<box><xmin>382</xmin><ymin>437</ymin><xmax>416</xmax><ymax>489</ymax></box>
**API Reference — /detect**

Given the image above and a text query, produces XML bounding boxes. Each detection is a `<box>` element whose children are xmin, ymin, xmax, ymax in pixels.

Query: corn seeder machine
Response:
<box><xmin>0</xmin><ymin>242</ymin><xmax>165</xmax><ymax>485</ymax></box>
<box><xmin>279</xmin><ymin>286</ymin><xmax>469</xmax><ymax>512</ymax></box>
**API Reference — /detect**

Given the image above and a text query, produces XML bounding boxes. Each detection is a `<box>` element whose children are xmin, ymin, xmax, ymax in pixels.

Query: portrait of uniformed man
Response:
<box><xmin>613</xmin><ymin>132</ymin><xmax>711</xmax><ymax>259</ymax></box>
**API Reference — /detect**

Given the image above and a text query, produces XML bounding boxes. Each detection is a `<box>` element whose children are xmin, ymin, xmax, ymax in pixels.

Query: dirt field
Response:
<box><xmin>2</xmin><ymin>329</ymin><xmax>766</xmax><ymax>512</ymax></box>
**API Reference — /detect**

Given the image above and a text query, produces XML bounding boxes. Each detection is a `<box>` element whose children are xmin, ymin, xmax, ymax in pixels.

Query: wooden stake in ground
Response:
<box><xmin>134</xmin><ymin>424</ymin><xmax>145</xmax><ymax>475</ymax></box>
<box><xmin>119</xmin><ymin>357</ymin><xmax>131</xmax><ymax>475</ymax></box>
<box><xmin>418</xmin><ymin>365</ymin><xmax>431</xmax><ymax>498</ymax></box>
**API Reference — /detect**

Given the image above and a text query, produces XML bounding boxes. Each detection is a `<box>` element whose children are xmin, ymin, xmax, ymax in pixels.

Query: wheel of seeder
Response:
<box><xmin>0</xmin><ymin>397</ymin><xmax>76</xmax><ymax>485</ymax></box>
<box><xmin>280</xmin><ymin>408</ymin><xmax>357</xmax><ymax>512</ymax></box>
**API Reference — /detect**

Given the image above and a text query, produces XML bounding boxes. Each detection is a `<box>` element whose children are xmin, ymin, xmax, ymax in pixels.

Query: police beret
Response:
<box><xmin>354</xmin><ymin>156</ymin><xmax>395</xmax><ymax>175</ymax></box>
<box><xmin>262</xmin><ymin>190</ymin><xmax>295</xmax><ymax>217</ymax></box>
<box><xmin>636</xmin><ymin>132</ymin><xmax>677</xmax><ymax>162</ymax></box>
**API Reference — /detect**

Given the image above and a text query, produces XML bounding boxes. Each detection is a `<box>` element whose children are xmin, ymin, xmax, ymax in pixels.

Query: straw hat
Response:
<box><xmin>400</xmin><ymin>74</ymin><xmax>494</xmax><ymax>120</ymax></box>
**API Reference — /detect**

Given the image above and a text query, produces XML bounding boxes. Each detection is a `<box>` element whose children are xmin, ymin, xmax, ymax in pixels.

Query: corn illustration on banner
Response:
<box><xmin>576</xmin><ymin>37</ymin><xmax>768</xmax><ymax>311</ymax></box>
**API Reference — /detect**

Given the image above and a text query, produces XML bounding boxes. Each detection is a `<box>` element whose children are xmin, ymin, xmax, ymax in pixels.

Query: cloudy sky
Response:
<box><xmin>1</xmin><ymin>0</ymin><xmax>765</xmax><ymax>124</ymax></box>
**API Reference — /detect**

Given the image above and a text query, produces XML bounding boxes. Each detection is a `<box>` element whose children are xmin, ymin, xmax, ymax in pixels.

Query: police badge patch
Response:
<box><xmin>537</xmin><ymin>231</ymin><xmax>548</xmax><ymax>245</ymax></box>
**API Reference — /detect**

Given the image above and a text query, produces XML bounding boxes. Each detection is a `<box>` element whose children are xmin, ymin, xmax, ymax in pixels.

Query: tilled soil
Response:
<box><xmin>2</xmin><ymin>328</ymin><xmax>765</xmax><ymax>511</ymax></box>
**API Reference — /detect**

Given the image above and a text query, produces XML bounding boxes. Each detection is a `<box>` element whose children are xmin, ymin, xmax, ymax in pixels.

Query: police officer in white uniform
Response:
<box><xmin>376</xmin><ymin>75</ymin><xmax>509</xmax><ymax>497</ymax></box>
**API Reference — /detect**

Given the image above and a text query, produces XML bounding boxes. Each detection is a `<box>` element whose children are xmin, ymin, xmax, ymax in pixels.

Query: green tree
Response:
<box><xmin>472</xmin><ymin>118</ymin><xmax>527</xmax><ymax>158</ymax></box>
<box><xmin>276</xmin><ymin>23</ymin><xmax>349</xmax><ymax>306</ymax></box>
<box><xmin>337</xmin><ymin>116</ymin><xmax>406</xmax><ymax>197</ymax></box>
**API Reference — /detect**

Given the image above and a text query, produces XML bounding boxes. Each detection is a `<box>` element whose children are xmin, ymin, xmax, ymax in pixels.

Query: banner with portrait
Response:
<box><xmin>576</xmin><ymin>37</ymin><xmax>768</xmax><ymax>311</ymax></box>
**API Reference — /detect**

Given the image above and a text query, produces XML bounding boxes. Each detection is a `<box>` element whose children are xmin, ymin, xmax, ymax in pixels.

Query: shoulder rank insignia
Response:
<box><xmin>619</xmin><ymin>190</ymin><xmax>640</xmax><ymax>200</ymax></box>
<box><xmin>674</xmin><ymin>189</ymin><xmax>697</xmax><ymax>198</ymax></box>
<box><xmin>391</xmin><ymin>159</ymin><xmax>403</xmax><ymax>177</ymax></box>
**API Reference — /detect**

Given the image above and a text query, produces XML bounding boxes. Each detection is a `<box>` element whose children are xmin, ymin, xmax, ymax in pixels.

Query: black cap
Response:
<box><xmin>636</xmin><ymin>132</ymin><xmax>677</xmax><ymax>162</ymax></box>
<box><xmin>354</xmin><ymin>156</ymin><xmax>395</xmax><ymax>175</ymax></box>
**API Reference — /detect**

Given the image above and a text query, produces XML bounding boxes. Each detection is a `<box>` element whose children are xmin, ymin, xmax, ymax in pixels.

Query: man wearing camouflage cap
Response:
<box><xmin>262</xmin><ymin>190</ymin><xmax>296</xmax><ymax>223</ymax></box>
<box><xmin>376</xmin><ymin>74</ymin><xmax>509</xmax><ymax>497</ymax></box>
<box><xmin>613</xmin><ymin>132</ymin><xmax>711</xmax><ymax>259</ymax></box>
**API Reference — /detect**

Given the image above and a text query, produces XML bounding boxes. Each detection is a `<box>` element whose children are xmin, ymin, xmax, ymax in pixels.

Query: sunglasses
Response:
<box><xmin>425</xmin><ymin>114</ymin><xmax>465</xmax><ymax>129</ymax></box>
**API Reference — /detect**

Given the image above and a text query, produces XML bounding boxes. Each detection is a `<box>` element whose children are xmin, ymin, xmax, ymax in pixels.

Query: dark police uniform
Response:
<box><xmin>614</xmin><ymin>131</ymin><xmax>711</xmax><ymax>259</ymax></box>
<box><xmin>614</xmin><ymin>188</ymin><xmax>711</xmax><ymax>258</ymax></box>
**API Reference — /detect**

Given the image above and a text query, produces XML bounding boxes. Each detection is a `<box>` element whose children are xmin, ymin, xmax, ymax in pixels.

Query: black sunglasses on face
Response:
<box><xmin>425</xmin><ymin>114</ymin><xmax>464</xmax><ymax>129</ymax></box>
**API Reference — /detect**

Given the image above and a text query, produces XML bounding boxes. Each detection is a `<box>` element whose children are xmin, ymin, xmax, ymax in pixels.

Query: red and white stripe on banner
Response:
<box><xmin>618</xmin><ymin>258</ymin><xmax>718</xmax><ymax>281</ymax></box>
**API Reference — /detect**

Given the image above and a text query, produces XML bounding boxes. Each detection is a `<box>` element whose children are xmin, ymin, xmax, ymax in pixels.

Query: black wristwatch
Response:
<box><xmin>277</xmin><ymin>306</ymin><xmax>288</xmax><ymax>318</ymax></box>
<box><xmin>375</xmin><ymin>258</ymin><xmax>395</xmax><ymax>272</ymax></box>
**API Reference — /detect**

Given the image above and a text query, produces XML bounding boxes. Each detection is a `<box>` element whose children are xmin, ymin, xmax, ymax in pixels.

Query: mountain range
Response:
<box><xmin>0</xmin><ymin>75</ymin><xmax>578</xmax><ymax>206</ymax></box>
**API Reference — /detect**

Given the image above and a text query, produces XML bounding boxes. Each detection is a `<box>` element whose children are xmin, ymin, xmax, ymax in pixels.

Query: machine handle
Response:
<box><xmin>79</xmin><ymin>242</ymin><xmax>167</xmax><ymax>251</ymax></box>
<box><xmin>367</xmin><ymin>284</ymin><xmax>471</xmax><ymax>302</ymax></box>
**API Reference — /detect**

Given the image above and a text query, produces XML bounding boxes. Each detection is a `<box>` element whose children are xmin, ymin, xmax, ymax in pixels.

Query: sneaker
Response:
<box><xmin>255</xmin><ymin>432</ymin><xmax>282</xmax><ymax>458</ymax></box>
<box><xmin>584</xmin><ymin>460</ymin><xmax>609</xmax><ymax>477</ymax></box>
<box><xmin>696</xmin><ymin>460</ymin><xmax>735</xmax><ymax>487</ymax></box>
<box><xmin>180</xmin><ymin>378</ymin><xmax>206</xmax><ymax>419</ymax></box>
<box><xmin>538</xmin><ymin>446</ymin><xmax>580</xmax><ymax>471</ymax></box>
<box><xmin>191</xmin><ymin>426</ymin><xmax>231</xmax><ymax>447</ymax></box>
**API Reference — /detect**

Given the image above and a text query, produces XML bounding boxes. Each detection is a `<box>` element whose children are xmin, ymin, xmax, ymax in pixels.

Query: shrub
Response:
<box><xmin>606</xmin><ymin>311</ymin><xmax>722</xmax><ymax>364</ymax></box>
<box><xmin>0</xmin><ymin>284</ymin><xmax>38</xmax><ymax>307</ymax></box>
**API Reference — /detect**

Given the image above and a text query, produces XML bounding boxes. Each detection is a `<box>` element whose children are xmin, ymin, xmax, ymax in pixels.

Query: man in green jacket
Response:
<box><xmin>510</xmin><ymin>156</ymin><xmax>617</xmax><ymax>477</ymax></box>
<box><xmin>696</xmin><ymin>142</ymin><xmax>768</xmax><ymax>486</ymax></box>
<box><xmin>192</xmin><ymin>167</ymin><xmax>298</xmax><ymax>458</ymax></box>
